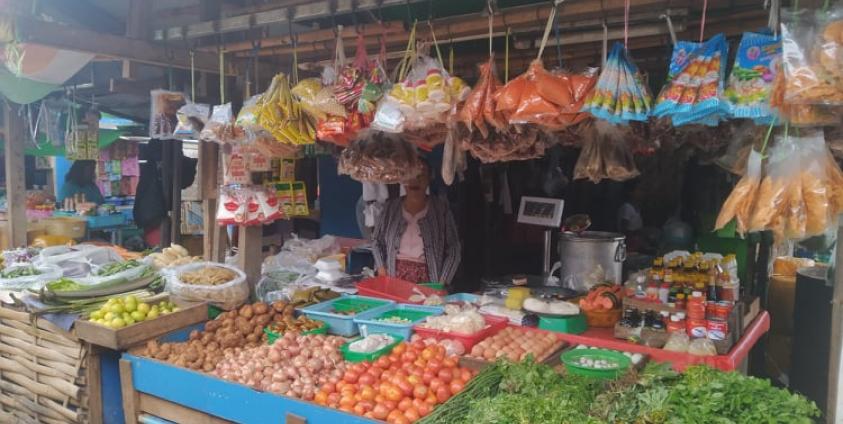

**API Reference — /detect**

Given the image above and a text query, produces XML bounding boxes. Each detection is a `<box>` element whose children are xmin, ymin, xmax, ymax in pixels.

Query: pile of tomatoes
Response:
<box><xmin>314</xmin><ymin>339</ymin><xmax>476</xmax><ymax>423</ymax></box>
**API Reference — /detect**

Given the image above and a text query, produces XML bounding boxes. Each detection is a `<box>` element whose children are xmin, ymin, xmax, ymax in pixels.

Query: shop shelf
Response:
<box><xmin>297</xmin><ymin>295</ymin><xmax>394</xmax><ymax>337</ymax></box>
<box><xmin>354</xmin><ymin>304</ymin><xmax>443</xmax><ymax>339</ymax></box>
<box><xmin>356</xmin><ymin>276</ymin><xmax>447</xmax><ymax>304</ymax></box>
<box><xmin>340</xmin><ymin>334</ymin><xmax>404</xmax><ymax>363</ymax></box>
<box><xmin>412</xmin><ymin>314</ymin><xmax>508</xmax><ymax>351</ymax></box>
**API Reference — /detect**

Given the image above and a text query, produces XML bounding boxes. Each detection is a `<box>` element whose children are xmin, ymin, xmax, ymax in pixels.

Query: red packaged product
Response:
<box><xmin>707</xmin><ymin>319</ymin><xmax>728</xmax><ymax>341</ymax></box>
<box><xmin>687</xmin><ymin>318</ymin><xmax>708</xmax><ymax>338</ymax></box>
<box><xmin>686</xmin><ymin>291</ymin><xmax>707</xmax><ymax>320</ymax></box>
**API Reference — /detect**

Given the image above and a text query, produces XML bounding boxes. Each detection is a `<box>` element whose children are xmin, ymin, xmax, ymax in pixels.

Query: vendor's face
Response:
<box><xmin>405</xmin><ymin>164</ymin><xmax>430</xmax><ymax>195</ymax></box>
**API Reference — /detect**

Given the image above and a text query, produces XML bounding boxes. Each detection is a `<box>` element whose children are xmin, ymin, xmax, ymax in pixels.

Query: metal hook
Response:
<box><xmin>659</xmin><ymin>10</ymin><xmax>678</xmax><ymax>45</ymax></box>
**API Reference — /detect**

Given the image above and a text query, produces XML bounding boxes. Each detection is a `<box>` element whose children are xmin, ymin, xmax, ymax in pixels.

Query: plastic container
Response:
<box><xmin>561</xmin><ymin>348</ymin><xmax>631</xmax><ymax>379</ymax></box>
<box><xmin>356</xmin><ymin>276</ymin><xmax>447</xmax><ymax>304</ymax></box>
<box><xmin>538</xmin><ymin>314</ymin><xmax>588</xmax><ymax>334</ymax></box>
<box><xmin>444</xmin><ymin>293</ymin><xmax>479</xmax><ymax>304</ymax></box>
<box><xmin>412</xmin><ymin>314</ymin><xmax>508</xmax><ymax>351</ymax></box>
<box><xmin>297</xmin><ymin>295</ymin><xmax>394</xmax><ymax>337</ymax></box>
<box><xmin>419</xmin><ymin>282</ymin><xmax>444</xmax><ymax>290</ymax></box>
<box><xmin>340</xmin><ymin>334</ymin><xmax>404</xmax><ymax>363</ymax></box>
<box><xmin>87</xmin><ymin>214</ymin><xmax>126</xmax><ymax>229</ymax></box>
<box><xmin>43</xmin><ymin>216</ymin><xmax>87</xmax><ymax>239</ymax></box>
<box><xmin>354</xmin><ymin>304</ymin><xmax>444</xmax><ymax>339</ymax></box>
<box><xmin>583</xmin><ymin>308</ymin><xmax>622</xmax><ymax>328</ymax></box>
<box><xmin>264</xmin><ymin>322</ymin><xmax>328</xmax><ymax>345</ymax></box>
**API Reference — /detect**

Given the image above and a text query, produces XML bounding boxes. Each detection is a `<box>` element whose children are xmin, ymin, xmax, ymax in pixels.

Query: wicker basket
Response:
<box><xmin>0</xmin><ymin>306</ymin><xmax>90</xmax><ymax>423</ymax></box>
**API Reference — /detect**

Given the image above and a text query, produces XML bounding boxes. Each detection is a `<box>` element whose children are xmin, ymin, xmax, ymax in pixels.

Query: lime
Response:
<box><xmin>104</xmin><ymin>312</ymin><xmax>115</xmax><ymax>321</ymax></box>
<box><xmin>109</xmin><ymin>304</ymin><xmax>125</xmax><ymax>314</ymax></box>
<box><xmin>147</xmin><ymin>309</ymin><xmax>160</xmax><ymax>320</ymax></box>
<box><xmin>125</xmin><ymin>295</ymin><xmax>138</xmax><ymax>304</ymax></box>
<box><xmin>110</xmin><ymin>318</ymin><xmax>126</xmax><ymax>329</ymax></box>
<box><xmin>130</xmin><ymin>311</ymin><xmax>145</xmax><ymax>322</ymax></box>
<box><xmin>90</xmin><ymin>311</ymin><xmax>103</xmax><ymax>320</ymax></box>
<box><xmin>124</xmin><ymin>302</ymin><xmax>137</xmax><ymax>313</ymax></box>
<box><xmin>171</xmin><ymin>307</ymin><xmax>180</xmax><ymax>313</ymax></box>
<box><xmin>137</xmin><ymin>303</ymin><xmax>150</xmax><ymax>314</ymax></box>
<box><xmin>125</xmin><ymin>317</ymin><xmax>135</xmax><ymax>326</ymax></box>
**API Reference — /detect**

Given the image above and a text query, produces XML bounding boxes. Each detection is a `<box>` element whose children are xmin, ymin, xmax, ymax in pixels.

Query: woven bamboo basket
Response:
<box><xmin>0</xmin><ymin>305</ymin><xmax>90</xmax><ymax>424</ymax></box>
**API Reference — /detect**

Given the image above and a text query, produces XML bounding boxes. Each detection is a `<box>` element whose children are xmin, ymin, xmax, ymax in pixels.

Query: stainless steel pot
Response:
<box><xmin>556</xmin><ymin>231</ymin><xmax>626</xmax><ymax>290</ymax></box>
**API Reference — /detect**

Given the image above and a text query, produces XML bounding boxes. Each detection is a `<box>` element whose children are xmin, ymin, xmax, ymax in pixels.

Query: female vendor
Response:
<box><xmin>372</xmin><ymin>159</ymin><xmax>461</xmax><ymax>285</ymax></box>
<box><xmin>57</xmin><ymin>160</ymin><xmax>104</xmax><ymax>205</ymax></box>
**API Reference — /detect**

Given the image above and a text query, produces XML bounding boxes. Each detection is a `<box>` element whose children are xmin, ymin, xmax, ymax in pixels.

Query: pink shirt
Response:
<box><xmin>397</xmin><ymin>206</ymin><xmax>427</xmax><ymax>263</ymax></box>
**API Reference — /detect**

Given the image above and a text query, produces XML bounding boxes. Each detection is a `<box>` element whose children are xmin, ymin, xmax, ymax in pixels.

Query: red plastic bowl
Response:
<box><xmin>356</xmin><ymin>276</ymin><xmax>447</xmax><ymax>304</ymax></box>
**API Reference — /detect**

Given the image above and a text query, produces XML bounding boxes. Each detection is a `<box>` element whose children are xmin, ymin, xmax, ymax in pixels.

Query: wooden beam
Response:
<box><xmin>122</xmin><ymin>0</ymin><xmax>152</xmax><ymax>79</ymax></box>
<box><xmin>3</xmin><ymin>103</ymin><xmax>26</xmax><ymax>248</ymax></box>
<box><xmin>39</xmin><ymin>0</ymin><xmax>124</xmax><ymax>34</ymax></box>
<box><xmin>6</xmin><ymin>14</ymin><xmax>233</xmax><ymax>75</ymax></box>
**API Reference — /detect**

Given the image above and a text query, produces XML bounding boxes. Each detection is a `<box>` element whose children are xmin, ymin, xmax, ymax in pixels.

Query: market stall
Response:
<box><xmin>1</xmin><ymin>0</ymin><xmax>841</xmax><ymax>422</ymax></box>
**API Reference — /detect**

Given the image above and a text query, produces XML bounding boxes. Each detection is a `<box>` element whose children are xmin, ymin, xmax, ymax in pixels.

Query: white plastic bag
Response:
<box><xmin>166</xmin><ymin>262</ymin><xmax>249</xmax><ymax>310</ymax></box>
<box><xmin>0</xmin><ymin>263</ymin><xmax>63</xmax><ymax>290</ymax></box>
<box><xmin>35</xmin><ymin>245</ymin><xmax>123</xmax><ymax>278</ymax></box>
<box><xmin>76</xmin><ymin>262</ymin><xmax>152</xmax><ymax>287</ymax></box>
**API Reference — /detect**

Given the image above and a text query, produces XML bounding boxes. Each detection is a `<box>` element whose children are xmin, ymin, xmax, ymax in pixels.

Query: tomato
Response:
<box><xmin>413</xmin><ymin>358</ymin><xmax>427</xmax><ymax>369</ymax></box>
<box><xmin>433</xmin><ymin>344</ymin><xmax>446</xmax><ymax>358</ymax></box>
<box><xmin>421</xmin><ymin>370</ymin><xmax>436</xmax><ymax>384</ymax></box>
<box><xmin>392</xmin><ymin>343</ymin><xmax>408</xmax><ymax>356</ymax></box>
<box><xmin>327</xmin><ymin>392</ymin><xmax>341</xmax><ymax>406</ymax></box>
<box><xmin>340</xmin><ymin>386</ymin><xmax>355</xmax><ymax>398</ymax></box>
<box><xmin>375</xmin><ymin>356</ymin><xmax>391</xmax><ymax>369</ymax></box>
<box><xmin>388</xmin><ymin>353</ymin><xmax>401</xmax><ymax>363</ymax></box>
<box><xmin>427</xmin><ymin>359</ymin><xmax>442</xmax><ymax>374</ymax></box>
<box><xmin>398</xmin><ymin>397</ymin><xmax>413</xmax><ymax>412</ymax></box>
<box><xmin>437</xmin><ymin>368</ymin><xmax>453</xmax><ymax>383</ymax></box>
<box><xmin>359</xmin><ymin>372</ymin><xmax>376</xmax><ymax>386</ymax></box>
<box><xmin>459</xmin><ymin>368</ymin><xmax>473</xmax><ymax>383</ymax></box>
<box><xmin>435</xmin><ymin>386</ymin><xmax>451</xmax><ymax>403</ymax></box>
<box><xmin>339</xmin><ymin>395</ymin><xmax>355</xmax><ymax>408</ymax></box>
<box><xmin>404</xmin><ymin>406</ymin><xmax>421</xmax><ymax>422</ymax></box>
<box><xmin>314</xmin><ymin>391</ymin><xmax>328</xmax><ymax>405</ymax></box>
<box><xmin>360</xmin><ymin>385</ymin><xmax>376</xmax><ymax>401</ymax></box>
<box><xmin>353</xmin><ymin>404</ymin><xmax>366</xmax><ymax>416</ymax></box>
<box><xmin>396</xmin><ymin>377</ymin><xmax>413</xmax><ymax>396</ymax></box>
<box><xmin>382</xmin><ymin>399</ymin><xmax>398</xmax><ymax>411</ymax></box>
<box><xmin>339</xmin><ymin>405</ymin><xmax>354</xmax><ymax>414</ymax></box>
<box><xmin>442</xmin><ymin>357</ymin><xmax>458</xmax><ymax>368</ymax></box>
<box><xmin>374</xmin><ymin>394</ymin><xmax>385</xmax><ymax>404</ymax></box>
<box><xmin>321</xmin><ymin>382</ymin><xmax>336</xmax><ymax>394</ymax></box>
<box><xmin>421</xmin><ymin>347</ymin><xmax>435</xmax><ymax>361</ymax></box>
<box><xmin>449</xmin><ymin>380</ymin><xmax>465</xmax><ymax>395</ymax></box>
<box><xmin>364</xmin><ymin>411</ymin><xmax>376</xmax><ymax>419</ymax></box>
<box><xmin>401</xmin><ymin>350</ymin><xmax>418</xmax><ymax>363</ymax></box>
<box><xmin>429</xmin><ymin>378</ymin><xmax>445</xmax><ymax>392</ymax></box>
<box><xmin>358</xmin><ymin>400</ymin><xmax>375</xmax><ymax>412</ymax></box>
<box><xmin>384</xmin><ymin>384</ymin><xmax>403</xmax><ymax>402</ymax></box>
<box><xmin>351</xmin><ymin>363</ymin><xmax>368</xmax><ymax>375</ymax></box>
<box><xmin>369</xmin><ymin>366</ymin><xmax>384</xmax><ymax>379</ymax></box>
<box><xmin>425</xmin><ymin>392</ymin><xmax>437</xmax><ymax>405</ymax></box>
<box><xmin>410</xmin><ymin>340</ymin><xmax>426</xmax><ymax>351</ymax></box>
<box><xmin>416</xmin><ymin>400</ymin><xmax>433</xmax><ymax>417</ymax></box>
<box><xmin>393</xmin><ymin>369</ymin><xmax>409</xmax><ymax>380</ymax></box>
<box><xmin>407</xmin><ymin>374</ymin><xmax>422</xmax><ymax>386</ymax></box>
<box><xmin>343</xmin><ymin>371</ymin><xmax>360</xmax><ymax>384</ymax></box>
<box><xmin>372</xmin><ymin>403</ymin><xmax>390</xmax><ymax>420</ymax></box>
<box><xmin>412</xmin><ymin>384</ymin><xmax>429</xmax><ymax>400</ymax></box>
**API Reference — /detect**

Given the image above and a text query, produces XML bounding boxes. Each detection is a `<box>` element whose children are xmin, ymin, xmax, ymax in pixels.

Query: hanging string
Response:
<box><xmin>760</xmin><ymin>117</ymin><xmax>776</xmax><ymax>155</ymax></box>
<box><xmin>487</xmin><ymin>1</ymin><xmax>494</xmax><ymax>57</ymax></box>
<box><xmin>428</xmin><ymin>21</ymin><xmax>445</xmax><ymax>69</ymax></box>
<box><xmin>505</xmin><ymin>27</ymin><xmax>510</xmax><ymax>82</ymax></box>
<box><xmin>449</xmin><ymin>45</ymin><xmax>454</xmax><ymax>75</ymax></box>
<box><xmin>291</xmin><ymin>35</ymin><xmax>299</xmax><ymax>85</ymax></box>
<box><xmin>699</xmin><ymin>0</ymin><xmax>708</xmax><ymax>42</ymax></box>
<box><xmin>624</xmin><ymin>0</ymin><xmax>630</xmax><ymax>47</ymax></box>
<box><xmin>767</xmin><ymin>0</ymin><xmax>780</xmax><ymax>36</ymax></box>
<box><xmin>536</xmin><ymin>1</ymin><xmax>561</xmax><ymax>59</ymax></box>
<box><xmin>602</xmin><ymin>19</ymin><xmax>608</xmax><ymax>68</ymax></box>
<box><xmin>397</xmin><ymin>21</ymin><xmax>417</xmax><ymax>82</ymax></box>
<box><xmin>553</xmin><ymin>5</ymin><xmax>563</xmax><ymax>68</ymax></box>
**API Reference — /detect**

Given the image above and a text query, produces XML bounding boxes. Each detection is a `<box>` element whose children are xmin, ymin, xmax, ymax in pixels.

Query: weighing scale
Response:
<box><xmin>482</xmin><ymin>196</ymin><xmax>578</xmax><ymax>298</ymax></box>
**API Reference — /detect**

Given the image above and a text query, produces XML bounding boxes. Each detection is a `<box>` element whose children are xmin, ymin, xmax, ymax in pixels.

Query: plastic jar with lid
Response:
<box><xmin>687</xmin><ymin>291</ymin><xmax>706</xmax><ymax>320</ymax></box>
<box><xmin>667</xmin><ymin>314</ymin><xmax>686</xmax><ymax>333</ymax></box>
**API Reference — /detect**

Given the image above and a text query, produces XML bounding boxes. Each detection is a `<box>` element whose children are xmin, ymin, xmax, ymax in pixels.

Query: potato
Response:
<box><xmin>205</xmin><ymin>320</ymin><xmax>221</xmax><ymax>332</ymax></box>
<box><xmin>246</xmin><ymin>333</ymin><xmax>258</xmax><ymax>343</ymax></box>
<box><xmin>189</xmin><ymin>330</ymin><xmax>201</xmax><ymax>341</ymax></box>
<box><xmin>253</xmin><ymin>302</ymin><xmax>269</xmax><ymax>315</ymax></box>
<box><xmin>239</xmin><ymin>304</ymin><xmax>254</xmax><ymax>319</ymax></box>
<box><xmin>272</xmin><ymin>301</ymin><xmax>287</xmax><ymax>313</ymax></box>
<box><xmin>254</xmin><ymin>314</ymin><xmax>271</xmax><ymax>327</ymax></box>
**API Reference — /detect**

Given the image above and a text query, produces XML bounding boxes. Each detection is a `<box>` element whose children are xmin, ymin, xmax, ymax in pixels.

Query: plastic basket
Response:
<box><xmin>419</xmin><ymin>282</ymin><xmax>444</xmax><ymax>290</ymax></box>
<box><xmin>444</xmin><ymin>293</ymin><xmax>479</xmax><ymax>304</ymax></box>
<box><xmin>539</xmin><ymin>314</ymin><xmax>588</xmax><ymax>334</ymax></box>
<box><xmin>354</xmin><ymin>304</ymin><xmax>444</xmax><ymax>339</ymax></box>
<box><xmin>356</xmin><ymin>276</ymin><xmax>447</xmax><ymax>304</ymax></box>
<box><xmin>340</xmin><ymin>334</ymin><xmax>404</xmax><ymax>363</ymax></box>
<box><xmin>560</xmin><ymin>348</ymin><xmax>631</xmax><ymax>379</ymax></box>
<box><xmin>87</xmin><ymin>214</ymin><xmax>126</xmax><ymax>229</ymax></box>
<box><xmin>412</xmin><ymin>314</ymin><xmax>508</xmax><ymax>351</ymax></box>
<box><xmin>264</xmin><ymin>322</ymin><xmax>328</xmax><ymax>345</ymax></box>
<box><xmin>297</xmin><ymin>295</ymin><xmax>394</xmax><ymax>337</ymax></box>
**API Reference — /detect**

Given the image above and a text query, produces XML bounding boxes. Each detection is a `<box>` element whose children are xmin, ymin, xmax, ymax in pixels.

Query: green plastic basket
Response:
<box><xmin>538</xmin><ymin>314</ymin><xmax>587</xmax><ymax>334</ymax></box>
<box><xmin>560</xmin><ymin>348</ymin><xmax>631</xmax><ymax>380</ymax></box>
<box><xmin>340</xmin><ymin>334</ymin><xmax>404</xmax><ymax>363</ymax></box>
<box><xmin>264</xmin><ymin>321</ymin><xmax>328</xmax><ymax>345</ymax></box>
<box><xmin>331</xmin><ymin>297</ymin><xmax>390</xmax><ymax>315</ymax></box>
<box><xmin>419</xmin><ymin>282</ymin><xmax>444</xmax><ymax>290</ymax></box>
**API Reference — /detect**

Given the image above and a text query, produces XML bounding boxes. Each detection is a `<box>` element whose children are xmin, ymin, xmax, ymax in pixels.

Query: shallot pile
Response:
<box><xmin>214</xmin><ymin>332</ymin><xmax>348</xmax><ymax>400</ymax></box>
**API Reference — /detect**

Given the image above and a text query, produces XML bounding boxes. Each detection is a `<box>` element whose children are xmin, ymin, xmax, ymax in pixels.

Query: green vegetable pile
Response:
<box><xmin>419</xmin><ymin>360</ymin><xmax>820</xmax><ymax>424</ymax></box>
<box><xmin>96</xmin><ymin>259</ymin><xmax>142</xmax><ymax>276</ymax></box>
<box><xmin>1</xmin><ymin>266</ymin><xmax>41</xmax><ymax>279</ymax></box>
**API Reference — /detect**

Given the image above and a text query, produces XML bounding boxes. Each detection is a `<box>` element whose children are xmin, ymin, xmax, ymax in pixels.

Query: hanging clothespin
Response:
<box><xmin>660</xmin><ymin>10</ymin><xmax>678</xmax><ymax>45</ymax></box>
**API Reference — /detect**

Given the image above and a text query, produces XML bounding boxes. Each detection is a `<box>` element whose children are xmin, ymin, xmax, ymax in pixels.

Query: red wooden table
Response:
<box><xmin>552</xmin><ymin>311</ymin><xmax>771</xmax><ymax>371</ymax></box>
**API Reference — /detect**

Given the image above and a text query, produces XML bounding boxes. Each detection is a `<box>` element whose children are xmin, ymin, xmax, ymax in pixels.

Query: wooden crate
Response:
<box><xmin>0</xmin><ymin>305</ymin><xmax>93</xmax><ymax>424</ymax></box>
<box><xmin>74</xmin><ymin>301</ymin><xmax>208</xmax><ymax>350</ymax></box>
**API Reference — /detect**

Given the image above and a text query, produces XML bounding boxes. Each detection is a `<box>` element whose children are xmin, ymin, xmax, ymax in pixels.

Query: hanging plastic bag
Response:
<box><xmin>255</xmin><ymin>73</ymin><xmax>316</xmax><ymax>145</ymax></box>
<box><xmin>174</xmin><ymin>102</ymin><xmax>210</xmax><ymax>138</ymax></box>
<box><xmin>0</xmin><ymin>263</ymin><xmax>63</xmax><ymax>291</ymax></box>
<box><xmin>716</xmin><ymin>150</ymin><xmax>763</xmax><ymax>235</ymax></box>
<box><xmin>781</xmin><ymin>8</ymin><xmax>843</xmax><ymax>105</ymax></box>
<box><xmin>149</xmin><ymin>90</ymin><xmax>186</xmax><ymax>139</ymax></box>
<box><xmin>573</xmin><ymin>121</ymin><xmax>639</xmax><ymax>183</ymax></box>
<box><xmin>338</xmin><ymin>132</ymin><xmax>422</xmax><ymax>183</ymax></box>
<box><xmin>748</xmin><ymin>134</ymin><xmax>796</xmax><ymax>238</ymax></box>
<box><xmin>200</xmin><ymin>103</ymin><xmax>247</xmax><ymax>144</ymax></box>
<box><xmin>291</xmin><ymin>78</ymin><xmax>347</xmax><ymax>120</ymax></box>
<box><xmin>583</xmin><ymin>42</ymin><xmax>652</xmax><ymax>124</ymax></box>
<box><xmin>723</xmin><ymin>32</ymin><xmax>781</xmax><ymax>121</ymax></box>
<box><xmin>165</xmin><ymin>262</ymin><xmax>249</xmax><ymax>310</ymax></box>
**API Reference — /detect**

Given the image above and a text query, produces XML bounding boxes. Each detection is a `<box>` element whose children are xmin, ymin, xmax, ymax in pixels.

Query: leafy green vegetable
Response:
<box><xmin>1</xmin><ymin>266</ymin><xmax>41</xmax><ymax>278</ymax></box>
<box><xmin>46</xmin><ymin>278</ymin><xmax>84</xmax><ymax>292</ymax></box>
<box><xmin>96</xmin><ymin>260</ymin><xmax>141</xmax><ymax>276</ymax></box>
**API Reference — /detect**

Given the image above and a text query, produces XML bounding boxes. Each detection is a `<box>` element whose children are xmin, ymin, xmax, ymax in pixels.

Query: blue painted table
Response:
<box><xmin>117</xmin><ymin>324</ymin><xmax>376</xmax><ymax>424</ymax></box>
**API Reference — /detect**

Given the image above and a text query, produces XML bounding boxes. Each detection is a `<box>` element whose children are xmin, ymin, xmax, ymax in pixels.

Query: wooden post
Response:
<box><xmin>170</xmin><ymin>140</ymin><xmax>183</xmax><ymax>245</ymax></box>
<box><xmin>827</xmin><ymin>219</ymin><xmax>843</xmax><ymax>422</ymax></box>
<box><xmin>237</xmin><ymin>225</ymin><xmax>262</xmax><ymax>297</ymax></box>
<box><xmin>119</xmin><ymin>359</ymin><xmax>139</xmax><ymax>424</ymax></box>
<box><xmin>3</xmin><ymin>104</ymin><xmax>26</xmax><ymax>248</ymax></box>
<box><xmin>86</xmin><ymin>345</ymin><xmax>103</xmax><ymax>424</ymax></box>
<box><xmin>200</xmin><ymin>141</ymin><xmax>225</xmax><ymax>261</ymax></box>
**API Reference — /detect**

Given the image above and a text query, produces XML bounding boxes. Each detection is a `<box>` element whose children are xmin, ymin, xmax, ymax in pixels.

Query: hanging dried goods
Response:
<box><xmin>255</xmin><ymin>73</ymin><xmax>316</xmax><ymax>145</ymax></box>
<box><xmin>582</xmin><ymin>42</ymin><xmax>652</xmax><ymax>124</ymax></box>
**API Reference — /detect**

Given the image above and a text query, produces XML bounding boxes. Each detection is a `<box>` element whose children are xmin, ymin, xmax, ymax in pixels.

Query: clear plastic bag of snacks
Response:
<box><xmin>150</xmin><ymin>90</ymin><xmax>186</xmax><ymax>139</ymax></box>
<box><xmin>781</xmin><ymin>7</ymin><xmax>843</xmax><ymax>105</ymax></box>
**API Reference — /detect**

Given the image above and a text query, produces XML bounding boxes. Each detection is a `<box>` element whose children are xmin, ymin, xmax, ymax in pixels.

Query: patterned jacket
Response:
<box><xmin>372</xmin><ymin>195</ymin><xmax>461</xmax><ymax>284</ymax></box>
